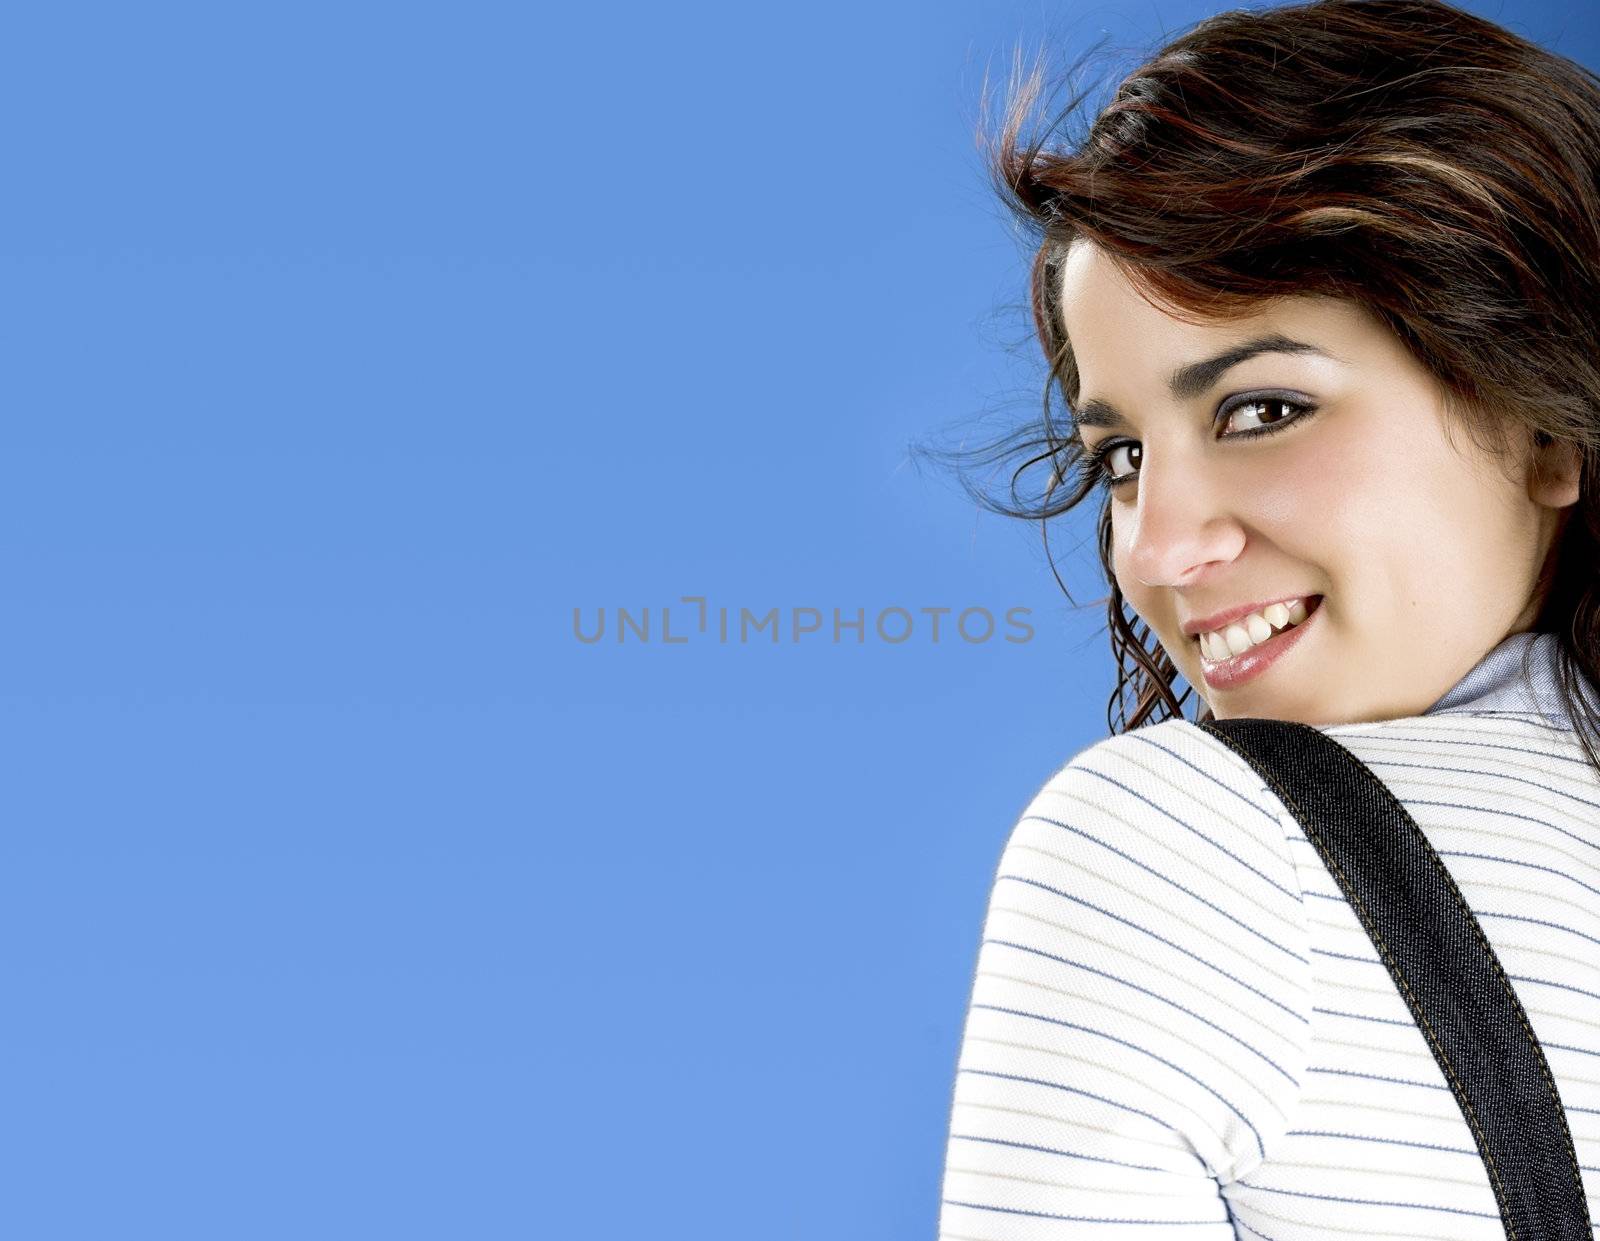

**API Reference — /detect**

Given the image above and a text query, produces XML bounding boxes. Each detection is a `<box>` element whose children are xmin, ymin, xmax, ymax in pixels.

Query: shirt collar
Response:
<box><xmin>1423</xmin><ymin>630</ymin><xmax>1599</xmax><ymax>729</ymax></box>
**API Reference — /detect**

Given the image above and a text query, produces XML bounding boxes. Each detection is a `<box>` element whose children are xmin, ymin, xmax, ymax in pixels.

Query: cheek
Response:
<box><xmin>1255</xmin><ymin>435</ymin><xmax>1425</xmax><ymax>612</ymax></box>
<box><xmin>1253</xmin><ymin>435</ymin><xmax>1379</xmax><ymax>537</ymax></box>
<box><xmin>1264</xmin><ymin>420</ymin><xmax>1515</xmax><ymax>606</ymax></box>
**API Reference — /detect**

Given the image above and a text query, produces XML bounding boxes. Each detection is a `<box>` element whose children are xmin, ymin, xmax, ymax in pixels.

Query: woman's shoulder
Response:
<box><xmin>1008</xmin><ymin>717</ymin><xmax>1299</xmax><ymax>882</ymax></box>
<box><xmin>965</xmin><ymin>716</ymin><xmax>1315</xmax><ymax>1189</ymax></box>
<box><xmin>1036</xmin><ymin>716</ymin><xmax>1287</xmax><ymax>813</ymax></box>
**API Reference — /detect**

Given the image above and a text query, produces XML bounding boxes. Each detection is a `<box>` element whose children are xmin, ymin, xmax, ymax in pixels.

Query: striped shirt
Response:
<box><xmin>938</xmin><ymin>630</ymin><xmax>1600</xmax><ymax>1238</ymax></box>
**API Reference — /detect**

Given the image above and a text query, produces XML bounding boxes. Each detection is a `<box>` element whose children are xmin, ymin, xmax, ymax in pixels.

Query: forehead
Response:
<box><xmin>1057</xmin><ymin>239</ymin><xmax>1369</xmax><ymax>376</ymax></box>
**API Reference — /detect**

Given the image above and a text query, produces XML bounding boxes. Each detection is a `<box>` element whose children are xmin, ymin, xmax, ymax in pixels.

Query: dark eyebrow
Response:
<box><xmin>1074</xmin><ymin>335</ymin><xmax>1334</xmax><ymax>430</ymax></box>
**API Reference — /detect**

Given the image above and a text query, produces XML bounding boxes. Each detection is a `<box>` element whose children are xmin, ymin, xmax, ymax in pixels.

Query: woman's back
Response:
<box><xmin>937</xmin><ymin>631</ymin><xmax>1600</xmax><ymax>1238</ymax></box>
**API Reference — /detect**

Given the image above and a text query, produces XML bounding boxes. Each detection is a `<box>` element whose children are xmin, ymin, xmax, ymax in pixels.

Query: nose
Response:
<box><xmin>1122</xmin><ymin>452</ymin><xmax>1245</xmax><ymax>589</ymax></box>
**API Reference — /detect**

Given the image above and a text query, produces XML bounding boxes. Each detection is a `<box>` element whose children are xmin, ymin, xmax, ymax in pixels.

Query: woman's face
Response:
<box><xmin>1059</xmin><ymin>238</ymin><xmax>1581</xmax><ymax>725</ymax></box>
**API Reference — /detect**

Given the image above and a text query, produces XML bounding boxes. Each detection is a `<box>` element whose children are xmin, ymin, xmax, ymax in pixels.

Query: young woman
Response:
<box><xmin>937</xmin><ymin>1</ymin><xmax>1600</xmax><ymax>1236</ymax></box>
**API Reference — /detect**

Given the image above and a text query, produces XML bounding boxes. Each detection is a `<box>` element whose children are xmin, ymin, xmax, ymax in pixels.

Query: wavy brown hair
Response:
<box><xmin>934</xmin><ymin>0</ymin><xmax>1600</xmax><ymax>773</ymax></box>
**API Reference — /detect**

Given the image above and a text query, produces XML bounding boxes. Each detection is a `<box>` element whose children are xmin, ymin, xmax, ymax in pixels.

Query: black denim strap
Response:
<box><xmin>1198</xmin><ymin>716</ymin><xmax>1591</xmax><ymax>1239</ymax></box>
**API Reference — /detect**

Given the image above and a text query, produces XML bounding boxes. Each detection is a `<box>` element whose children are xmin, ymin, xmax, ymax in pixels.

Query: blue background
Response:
<box><xmin>5</xmin><ymin>1</ymin><xmax>1588</xmax><ymax>1237</ymax></box>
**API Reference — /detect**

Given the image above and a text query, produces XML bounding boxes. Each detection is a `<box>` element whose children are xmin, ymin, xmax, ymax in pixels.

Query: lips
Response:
<box><xmin>1196</xmin><ymin>594</ymin><xmax>1323</xmax><ymax>690</ymax></box>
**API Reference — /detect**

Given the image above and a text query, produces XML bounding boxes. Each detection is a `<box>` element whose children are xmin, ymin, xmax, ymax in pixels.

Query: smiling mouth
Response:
<box><xmin>1194</xmin><ymin>595</ymin><xmax>1324</xmax><ymax>664</ymax></box>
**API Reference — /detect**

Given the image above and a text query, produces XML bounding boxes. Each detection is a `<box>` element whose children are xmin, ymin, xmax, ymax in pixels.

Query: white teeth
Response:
<box><xmin>1199</xmin><ymin>597</ymin><xmax>1316</xmax><ymax>662</ymax></box>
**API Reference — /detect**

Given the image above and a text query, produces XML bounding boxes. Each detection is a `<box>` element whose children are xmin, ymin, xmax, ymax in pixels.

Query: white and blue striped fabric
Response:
<box><xmin>938</xmin><ymin>630</ymin><xmax>1600</xmax><ymax>1238</ymax></box>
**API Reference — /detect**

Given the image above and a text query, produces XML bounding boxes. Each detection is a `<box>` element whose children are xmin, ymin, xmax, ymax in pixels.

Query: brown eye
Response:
<box><xmin>1094</xmin><ymin>441</ymin><xmax>1140</xmax><ymax>483</ymax></box>
<box><xmin>1225</xmin><ymin>397</ymin><xmax>1299</xmax><ymax>432</ymax></box>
